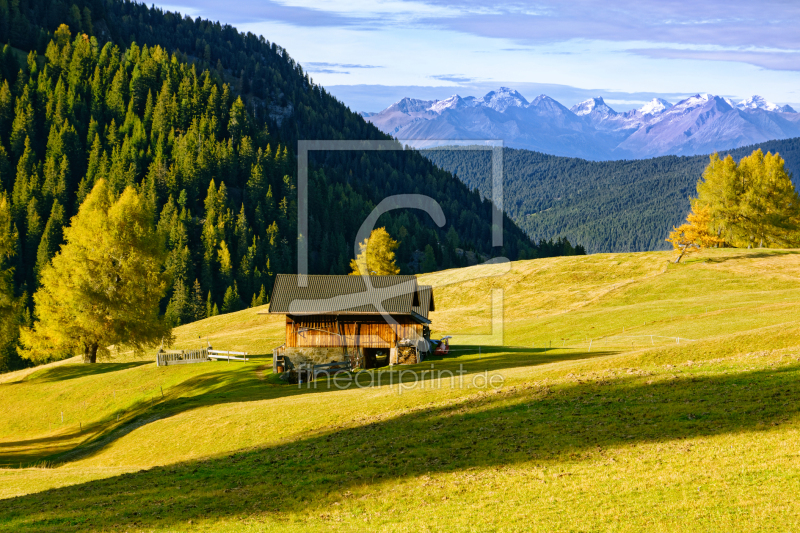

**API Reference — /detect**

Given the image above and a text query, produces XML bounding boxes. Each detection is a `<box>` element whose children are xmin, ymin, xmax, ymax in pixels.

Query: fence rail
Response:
<box><xmin>273</xmin><ymin>344</ymin><xmax>286</xmax><ymax>373</ymax></box>
<box><xmin>156</xmin><ymin>348</ymin><xmax>210</xmax><ymax>367</ymax></box>
<box><xmin>208</xmin><ymin>349</ymin><xmax>249</xmax><ymax>362</ymax></box>
<box><xmin>157</xmin><ymin>347</ymin><xmax>250</xmax><ymax>366</ymax></box>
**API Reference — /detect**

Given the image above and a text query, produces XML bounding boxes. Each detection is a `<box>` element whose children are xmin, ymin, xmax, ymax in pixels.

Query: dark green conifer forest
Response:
<box><xmin>425</xmin><ymin>140</ymin><xmax>800</xmax><ymax>253</ymax></box>
<box><xmin>0</xmin><ymin>0</ymin><xmax>579</xmax><ymax>371</ymax></box>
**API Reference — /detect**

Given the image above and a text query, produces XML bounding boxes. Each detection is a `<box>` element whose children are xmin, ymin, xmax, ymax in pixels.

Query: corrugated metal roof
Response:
<box><xmin>413</xmin><ymin>285</ymin><xmax>435</xmax><ymax>318</ymax></box>
<box><xmin>268</xmin><ymin>274</ymin><xmax>429</xmax><ymax>316</ymax></box>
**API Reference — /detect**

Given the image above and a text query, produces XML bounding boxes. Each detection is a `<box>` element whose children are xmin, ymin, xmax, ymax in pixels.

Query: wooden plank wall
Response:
<box><xmin>286</xmin><ymin>316</ymin><xmax>422</xmax><ymax>349</ymax></box>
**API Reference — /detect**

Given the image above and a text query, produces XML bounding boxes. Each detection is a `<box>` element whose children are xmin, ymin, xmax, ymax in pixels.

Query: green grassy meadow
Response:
<box><xmin>1</xmin><ymin>249</ymin><xmax>800</xmax><ymax>531</ymax></box>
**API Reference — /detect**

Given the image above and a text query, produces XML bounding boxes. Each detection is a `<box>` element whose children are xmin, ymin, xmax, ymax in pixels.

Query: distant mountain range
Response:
<box><xmin>363</xmin><ymin>88</ymin><xmax>800</xmax><ymax>160</ymax></box>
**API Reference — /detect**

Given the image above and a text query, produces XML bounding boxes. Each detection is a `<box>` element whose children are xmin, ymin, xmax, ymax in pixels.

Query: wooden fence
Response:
<box><xmin>156</xmin><ymin>348</ymin><xmax>209</xmax><ymax>367</ymax></box>
<box><xmin>273</xmin><ymin>344</ymin><xmax>286</xmax><ymax>373</ymax></box>
<box><xmin>156</xmin><ymin>348</ymin><xmax>249</xmax><ymax>367</ymax></box>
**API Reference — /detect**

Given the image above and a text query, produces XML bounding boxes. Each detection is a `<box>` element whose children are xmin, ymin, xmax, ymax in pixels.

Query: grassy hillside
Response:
<box><xmin>1</xmin><ymin>249</ymin><xmax>800</xmax><ymax>531</ymax></box>
<box><xmin>424</xmin><ymin>138</ymin><xmax>800</xmax><ymax>252</ymax></box>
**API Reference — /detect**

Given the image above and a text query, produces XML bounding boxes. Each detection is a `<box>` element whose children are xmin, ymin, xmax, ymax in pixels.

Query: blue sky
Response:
<box><xmin>158</xmin><ymin>1</ymin><xmax>800</xmax><ymax>112</ymax></box>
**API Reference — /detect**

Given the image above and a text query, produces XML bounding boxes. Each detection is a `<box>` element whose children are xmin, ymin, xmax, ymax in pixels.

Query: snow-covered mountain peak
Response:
<box><xmin>738</xmin><ymin>95</ymin><xmax>781</xmax><ymax>112</ymax></box>
<box><xmin>571</xmin><ymin>97</ymin><xmax>616</xmax><ymax>117</ymax></box>
<box><xmin>363</xmin><ymin>86</ymin><xmax>800</xmax><ymax>160</ymax></box>
<box><xmin>638</xmin><ymin>98</ymin><xmax>672</xmax><ymax>116</ymax></box>
<box><xmin>479</xmin><ymin>87</ymin><xmax>529</xmax><ymax>112</ymax></box>
<box><xmin>428</xmin><ymin>94</ymin><xmax>476</xmax><ymax>113</ymax></box>
<box><xmin>389</xmin><ymin>97</ymin><xmax>435</xmax><ymax>114</ymax></box>
<box><xmin>668</xmin><ymin>94</ymin><xmax>722</xmax><ymax>113</ymax></box>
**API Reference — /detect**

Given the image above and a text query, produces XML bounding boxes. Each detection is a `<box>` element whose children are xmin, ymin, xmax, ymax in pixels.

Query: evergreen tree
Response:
<box><xmin>165</xmin><ymin>277</ymin><xmax>189</xmax><ymax>327</ymax></box>
<box><xmin>421</xmin><ymin>244</ymin><xmax>437</xmax><ymax>274</ymax></box>
<box><xmin>206</xmin><ymin>291</ymin><xmax>216</xmax><ymax>318</ymax></box>
<box><xmin>34</xmin><ymin>200</ymin><xmax>65</xmax><ymax>279</ymax></box>
<box><xmin>0</xmin><ymin>193</ymin><xmax>22</xmax><ymax>372</ymax></box>
<box><xmin>221</xmin><ymin>281</ymin><xmax>243</xmax><ymax>314</ymax></box>
<box><xmin>250</xmin><ymin>284</ymin><xmax>267</xmax><ymax>307</ymax></box>
<box><xmin>191</xmin><ymin>279</ymin><xmax>205</xmax><ymax>321</ymax></box>
<box><xmin>24</xmin><ymin>197</ymin><xmax>43</xmax><ymax>283</ymax></box>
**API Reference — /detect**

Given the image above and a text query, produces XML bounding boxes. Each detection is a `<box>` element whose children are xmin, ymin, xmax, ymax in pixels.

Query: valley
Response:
<box><xmin>424</xmin><ymin>137</ymin><xmax>800</xmax><ymax>253</ymax></box>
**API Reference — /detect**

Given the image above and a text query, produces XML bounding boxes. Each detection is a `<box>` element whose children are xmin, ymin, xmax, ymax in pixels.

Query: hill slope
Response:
<box><xmin>0</xmin><ymin>0</ymin><xmax>564</xmax><ymax>373</ymax></box>
<box><xmin>424</xmin><ymin>138</ymin><xmax>800</xmax><ymax>252</ymax></box>
<box><xmin>1</xmin><ymin>249</ymin><xmax>800</xmax><ymax>531</ymax></box>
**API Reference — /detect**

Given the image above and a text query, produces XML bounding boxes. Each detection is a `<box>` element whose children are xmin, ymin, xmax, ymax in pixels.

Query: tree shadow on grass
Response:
<box><xmin>2</xmin><ymin>362</ymin><xmax>799</xmax><ymax>532</ymax></box>
<box><xmin>20</xmin><ymin>362</ymin><xmax>152</xmax><ymax>383</ymax></box>
<box><xmin>3</xmin><ymin>348</ymin><xmax>616</xmax><ymax>466</ymax></box>
<box><xmin>701</xmin><ymin>249</ymin><xmax>800</xmax><ymax>264</ymax></box>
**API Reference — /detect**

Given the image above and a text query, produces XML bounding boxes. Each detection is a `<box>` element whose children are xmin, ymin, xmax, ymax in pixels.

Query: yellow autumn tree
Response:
<box><xmin>666</xmin><ymin>204</ymin><xmax>724</xmax><ymax>263</ymax></box>
<box><xmin>20</xmin><ymin>180</ymin><xmax>172</xmax><ymax>364</ymax></box>
<box><xmin>349</xmin><ymin>227</ymin><xmax>401</xmax><ymax>275</ymax></box>
<box><xmin>696</xmin><ymin>150</ymin><xmax>800</xmax><ymax>248</ymax></box>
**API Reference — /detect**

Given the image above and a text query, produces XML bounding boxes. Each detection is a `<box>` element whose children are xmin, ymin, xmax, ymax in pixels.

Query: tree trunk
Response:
<box><xmin>674</xmin><ymin>245</ymin><xmax>688</xmax><ymax>264</ymax></box>
<box><xmin>83</xmin><ymin>343</ymin><xmax>98</xmax><ymax>364</ymax></box>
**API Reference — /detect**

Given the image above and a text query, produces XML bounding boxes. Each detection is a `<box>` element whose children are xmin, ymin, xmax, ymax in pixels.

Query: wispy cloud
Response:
<box><xmin>407</xmin><ymin>0</ymin><xmax>800</xmax><ymax>51</ymax></box>
<box><xmin>306</xmin><ymin>62</ymin><xmax>383</xmax><ymax>69</ymax></box>
<box><xmin>160</xmin><ymin>1</ymin><xmax>800</xmax><ymax>52</ymax></box>
<box><xmin>306</xmin><ymin>68</ymin><xmax>350</xmax><ymax>74</ymax></box>
<box><xmin>628</xmin><ymin>49</ymin><xmax>800</xmax><ymax>71</ymax></box>
<box><xmin>430</xmin><ymin>74</ymin><xmax>475</xmax><ymax>83</ymax></box>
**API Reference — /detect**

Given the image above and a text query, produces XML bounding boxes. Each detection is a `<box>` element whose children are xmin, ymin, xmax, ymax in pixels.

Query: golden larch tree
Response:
<box><xmin>20</xmin><ymin>180</ymin><xmax>172</xmax><ymax>364</ymax></box>
<box><xmin>349</xmin><ymin>227</ymin><xmax>401</xmax><ymax>275</ymax></box>
<box><xmin>696</xmin><ymin>150</ymin><xmax>800</xmax><ymax>248</ymax></box>
<box><xmin>666</xmin><ymin>204</ymin><xmax>724</xmax><ymax>263</ymax></box>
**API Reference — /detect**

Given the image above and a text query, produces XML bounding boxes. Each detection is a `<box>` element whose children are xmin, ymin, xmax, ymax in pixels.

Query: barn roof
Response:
<box><xmin>413</xmin><ymin>285</ymin><xmax>435</xmax><ymax>318</ymax></box>
<box><xmin>267</xmin><ymin>275</ymin><xmax>432</xmax><ymax>321</ymax></box>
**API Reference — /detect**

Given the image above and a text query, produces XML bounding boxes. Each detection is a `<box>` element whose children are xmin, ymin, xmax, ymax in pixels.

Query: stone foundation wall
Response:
<box><xmin>285</xmin><ymin>347</ymin><xmax>348</xmax><ymax>367</ymax></box>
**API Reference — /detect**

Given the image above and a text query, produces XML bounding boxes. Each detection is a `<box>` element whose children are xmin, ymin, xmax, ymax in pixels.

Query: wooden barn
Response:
<box><xmin>266</xmin><ymin>274</ymin><xmax>435</xmax><ymax>371</ymax></box>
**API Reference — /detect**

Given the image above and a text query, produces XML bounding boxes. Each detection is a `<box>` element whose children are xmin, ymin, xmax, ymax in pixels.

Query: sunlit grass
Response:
<box><xmin>1</xmin><ymin>249</ymin><xmax>799</xmax><ymax>531</ymax></box>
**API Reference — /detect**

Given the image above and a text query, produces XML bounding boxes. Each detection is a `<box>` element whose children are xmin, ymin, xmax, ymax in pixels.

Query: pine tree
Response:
<box><xmin>191</xmin><ymin>278</ymin><xmax>205</xmax><ymax>321</ymax></box>
<box><xmin>0</xmin><ymin>80</ymin><xmax>13</xmax><ymax>142</ymax></box>
<box><xmin>20</xmin><ymin>180</ymin><xmax>171</xmax><ymax>364</ymax></box>
<box><xmin>250</xmin><ymin>284</ymin><xmax>267</xmax><ymax>307</ymax></box>
<box><xmin>421</xmin><ymin>244</ymin><xmax>437</xmax><ymax>274</ymax></box>
<box><xmin>106</xmin><ymin>66</ymin><xmax>127</xmax><ymax>124</ymax></box>
<box><xmin>0</xmin><ymin>193</ymin><xmax>22</xmax><ymax>372</ymax></box>
<box><xmin>9</xmin><ymin>86</ymin><xmax>34</xmax><ymax>157</ymax></box>
<box><xmin>11</xmin><ymin>137</ymin><xmax>36</xmax><ymax>221</ymax></box>
<box><xmin>206</xmin><ymin>290</ymin><xmax>216</xmax><ymax>318</ymax></box>
<box><xmin>34</xmin><ymin>200</ymin><xmax>65</xmax><ymax>279</ymax></box>
<box><xmin>218</xmin><ymin>239</ymin><xmax>233</xmax><ymax>288</ymax></box>
<box><xmin>165</xmin><ymin>277</ymin><xmax>189</xmax><ymax>327</ymax></box>
<box><xmin>221</xmin><ymin>281</ymin><xmax>243</xmax><ymax>314</ymax></box>
<box><xmin>24</xmin><ymin>197</ymin><xmax>43</xmax><ymax>280</ymax></box>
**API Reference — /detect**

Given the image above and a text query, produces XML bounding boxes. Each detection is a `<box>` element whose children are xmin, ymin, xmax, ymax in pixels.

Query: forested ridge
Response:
<box><xmin>424</xmin><ymin>139</ymin><xmax>800</xmax><ymax>253</ymax></box>
<box><xmin>0</xmin><ymin>0</ymin><xmax>583</xmax><ymax>371</ymax></box>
